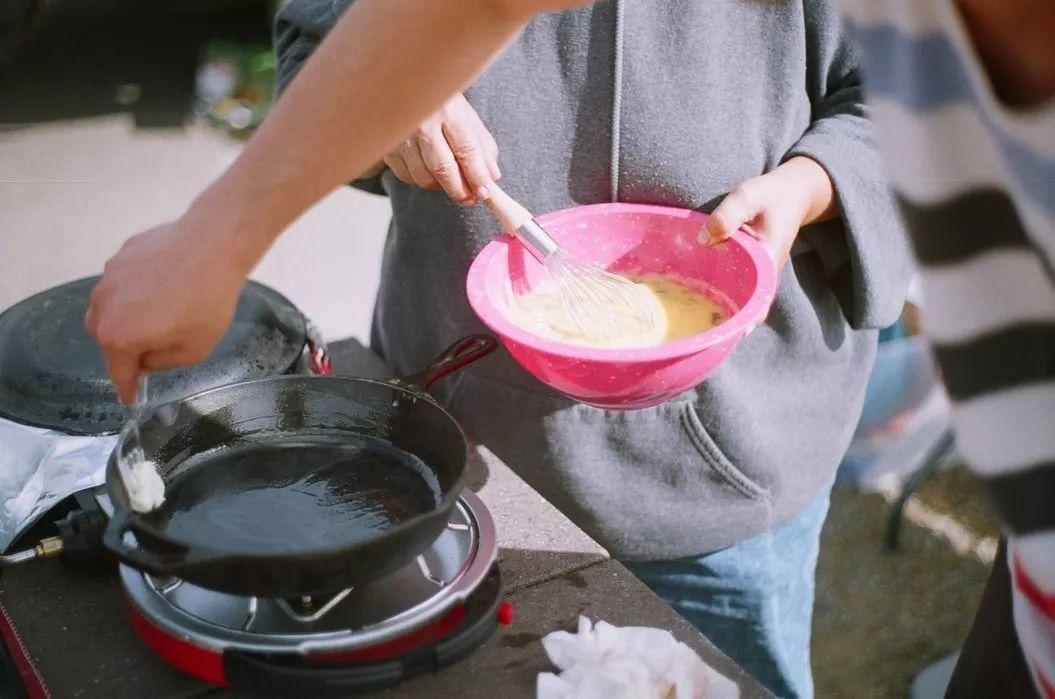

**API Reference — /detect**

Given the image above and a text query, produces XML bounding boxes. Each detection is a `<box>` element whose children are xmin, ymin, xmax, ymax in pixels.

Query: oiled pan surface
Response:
<box><xmin>151</xmin><ymin>432</ymin><xmax>442</xmax><ymax>555</ymax></box>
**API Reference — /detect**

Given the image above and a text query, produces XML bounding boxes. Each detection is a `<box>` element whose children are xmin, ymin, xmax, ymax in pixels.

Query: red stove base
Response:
<box><xmin>125</xmin><ymin>567</ymin><xmax>508</xmax><ymax>696</ymax></box>
<box><xmin>126</xmin><ymin>602</ymin><xmax>471</xmax><ymax>686</ymax></box>
<box><xmin>128</xmin><ymin>604</ymin><xmax>226</xmax><ymax>686</ymax></box>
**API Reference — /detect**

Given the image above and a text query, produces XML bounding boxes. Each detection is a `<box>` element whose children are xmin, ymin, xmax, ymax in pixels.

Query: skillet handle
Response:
<box><xmin>403</xmin><ymin>335</ymin><xmax>499</xmax><ymax>390</ymax></box>
<box><xmin>101</xmin><ymin>509</ymin><xmax>195</xmax><ymax>575</ymax></box>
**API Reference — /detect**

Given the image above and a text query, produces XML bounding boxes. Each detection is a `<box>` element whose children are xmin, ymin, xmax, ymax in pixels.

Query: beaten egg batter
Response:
<box><xmin>507</xmin><ymin>275</ymin><xmax>728</xmax><ymax>348</ymax></box>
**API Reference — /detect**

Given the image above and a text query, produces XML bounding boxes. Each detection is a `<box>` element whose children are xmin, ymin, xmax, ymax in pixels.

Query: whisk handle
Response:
<box><xmin>514</xmin><ymin>220</ymin><xmax>560</xmax><ymax>261</ymax></box>
<box><xmin>484</xmin><ymin>186</ymin><xmax>559</xmax><ymax>261</ymax></box>
<box><xmin>483</xmin><ymin>184</ymin><xmax>531</xmax><ymax>230</ymax></box>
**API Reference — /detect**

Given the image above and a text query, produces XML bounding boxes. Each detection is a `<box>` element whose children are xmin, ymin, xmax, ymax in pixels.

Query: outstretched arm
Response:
<box><xmin>85</xmin><ymin>0</ymin><xmax>590</xmax><ymax>403</ymax></box>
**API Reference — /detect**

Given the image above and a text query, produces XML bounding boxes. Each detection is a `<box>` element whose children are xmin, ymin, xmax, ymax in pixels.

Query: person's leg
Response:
<box><xmin>945</xmin><ymin>539</ymin><xmax>1038</xmax><ymax>698</ymax></box>
<box><xmin>624</xmin><ymin>484</ymin><xmax>833</xmax><ymax>699</ymax></box>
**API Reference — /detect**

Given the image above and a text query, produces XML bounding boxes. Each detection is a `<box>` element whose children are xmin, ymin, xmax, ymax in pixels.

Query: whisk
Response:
<box><xmin>483</xmin><ymin>186</ymin><xmax>656</xmax><ymax>340</ymax></box>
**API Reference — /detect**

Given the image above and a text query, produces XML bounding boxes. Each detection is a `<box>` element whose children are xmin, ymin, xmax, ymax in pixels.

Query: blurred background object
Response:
<box><xmin>0</xmin><ymin>0</ymin><xmax>52</xmax><ymax>64</ymax></box>
<box><xmin>838</xmin><ymin>308</ymin><xmax>955</xmax><ymax>496</ymax></box>
<box><xmin>0</xmin><ymin>0</ymin><xmax>390</xmax><ymax>344</ymax></box>
<box><xmin>820</xmin><ymin>297</ymin><xmax>999</xmax><ymax>698</ymax></box>
<box><xmin>0</xmin><ymin>0</ymin><xmax>277</xmax><ymax>129</ymax></box>
<box><xmin>193</xmin><ymin>40</ymin><xmax>276</xmax><ymax>136</ymax></box>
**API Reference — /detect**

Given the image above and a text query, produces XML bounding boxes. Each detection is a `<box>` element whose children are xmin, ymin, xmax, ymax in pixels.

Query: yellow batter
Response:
<box><xmin>507</xmin><ymin>274</ymin><xmax>728</xmax><ymax>349</ymax></box>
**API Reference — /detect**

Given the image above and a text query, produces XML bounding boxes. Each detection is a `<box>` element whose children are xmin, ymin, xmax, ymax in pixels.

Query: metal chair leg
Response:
<box><xmin>885</xmin><ymin>428</ymin><xmax>956</xmax><ymax>551</ymax></box>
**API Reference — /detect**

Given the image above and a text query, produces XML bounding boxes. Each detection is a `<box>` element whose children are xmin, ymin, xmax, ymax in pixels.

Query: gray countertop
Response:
<box><xmin>0</xmin><ymin>338</ymin><xmax>766</xmax><ymax>698</ymax></box>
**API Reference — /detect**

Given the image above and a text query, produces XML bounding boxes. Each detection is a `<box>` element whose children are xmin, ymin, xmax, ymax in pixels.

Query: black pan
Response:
<box><xmin>102</xmin><ymin>335</ymin><xmax>497</xmax><ymax>598</ymax></box>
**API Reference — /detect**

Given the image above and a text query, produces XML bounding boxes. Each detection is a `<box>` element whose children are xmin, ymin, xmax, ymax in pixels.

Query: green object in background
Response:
<box><xmin>194</xmin><ymin>41</ymin><xmax>276</xmax><ymax>136</ymax></box>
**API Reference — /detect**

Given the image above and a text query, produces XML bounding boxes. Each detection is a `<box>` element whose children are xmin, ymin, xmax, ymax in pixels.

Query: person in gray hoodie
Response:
<box><xmin>272</xmin><ymin>1</ymin><xmax>911</xmax><ymax>697</ymax></box>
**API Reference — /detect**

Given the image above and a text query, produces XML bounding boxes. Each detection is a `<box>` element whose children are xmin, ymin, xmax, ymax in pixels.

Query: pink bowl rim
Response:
<box><xmin>466</xmin><ymin>202</ymin><xmax>778</xmax><ymax>363</ymax></box>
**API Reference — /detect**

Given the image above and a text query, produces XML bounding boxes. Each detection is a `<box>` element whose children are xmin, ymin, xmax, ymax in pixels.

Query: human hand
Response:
<box><xmin>85</xmin><ymin>216</ymin><xmax>259</xmax><ymax>404</ymax></box>
<box><xmin>701</xmin><ymin>156</ymin><xmax>837</xmax><ymax>268</ymax></box>
<box><xmin>383</xmin><ymin>94</ymin><xmax>500</xmax><ymax>206</ymax></box>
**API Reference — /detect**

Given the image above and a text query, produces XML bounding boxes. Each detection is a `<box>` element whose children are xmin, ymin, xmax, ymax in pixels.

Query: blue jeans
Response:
<box><xmin>624</xmin><ymin>483</ymin><xmax>833</xmax><ymax>699</ymax></box>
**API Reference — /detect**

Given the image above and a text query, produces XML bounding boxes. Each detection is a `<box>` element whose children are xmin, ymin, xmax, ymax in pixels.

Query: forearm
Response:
<box><xmin>360</xmin><ymin>161</ymin><xmax>386</xmax><ymax>180</ymax></box>
<box><xmin>182</xmin><ymin>0</ymin><xmax>537</xmax><ymax>270</ymax></box>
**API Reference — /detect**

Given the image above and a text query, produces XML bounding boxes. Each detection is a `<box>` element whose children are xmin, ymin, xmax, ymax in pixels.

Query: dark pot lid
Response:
<box><xmin>0</xmin><ymin>276</ymin><xmax>306</xmax><ymax>435</ymax></box>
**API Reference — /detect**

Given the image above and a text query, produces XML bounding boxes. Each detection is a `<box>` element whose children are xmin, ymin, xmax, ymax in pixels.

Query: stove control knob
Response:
<box><xmin>497</xmin><ymin>601</ymin><xmax>515</xmax><ymax>626</ymax></box>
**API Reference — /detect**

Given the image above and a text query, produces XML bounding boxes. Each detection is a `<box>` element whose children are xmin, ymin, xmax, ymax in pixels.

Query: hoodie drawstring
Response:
<box><xmin>609</xmin><ymin>0</ymin><xmax>624</xmax><ymax>203</ymax></box>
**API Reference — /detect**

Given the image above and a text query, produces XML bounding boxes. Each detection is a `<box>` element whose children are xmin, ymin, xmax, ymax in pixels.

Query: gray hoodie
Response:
<box><xmin>275</xmin><ymin>0</ymin><xmax>913</xmax><ymax>560</ymax></box>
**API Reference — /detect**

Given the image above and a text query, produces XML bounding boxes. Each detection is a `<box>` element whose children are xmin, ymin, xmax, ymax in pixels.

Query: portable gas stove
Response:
<box><xmin>85</xmin><ymin>489</ymin><xmax>506</xmax><ymax>696</ymax></box>
<box><xmin>3</xmin><ymin>474</ymin><xmax>509</xmax><ymax>697</ymax></box>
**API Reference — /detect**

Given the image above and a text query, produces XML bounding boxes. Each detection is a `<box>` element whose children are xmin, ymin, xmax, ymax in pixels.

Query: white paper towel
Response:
<box><xmin>537</xmin><ymin>617</ymin><xmax>740</xmax><ymax>699</ymax></box>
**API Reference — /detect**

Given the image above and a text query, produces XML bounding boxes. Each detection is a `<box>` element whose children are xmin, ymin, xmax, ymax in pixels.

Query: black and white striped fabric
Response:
<box><xmin>838</xmin><ymin>1</ymin><xmax>1055</xmax><ymax>695</ymax></box>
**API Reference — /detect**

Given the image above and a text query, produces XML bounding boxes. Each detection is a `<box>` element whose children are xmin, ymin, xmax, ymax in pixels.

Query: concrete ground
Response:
<box><xmin>1</xmin><ymin>4</ymin><xmax>996</xmax><ymax>697</ymax></box>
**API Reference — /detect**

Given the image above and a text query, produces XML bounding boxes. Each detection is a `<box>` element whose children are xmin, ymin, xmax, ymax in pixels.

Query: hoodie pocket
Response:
<box><xmin>681</xmin><ymin>404</ymin><xmax>766</xmax><ymax>500</ymax></box>
<box><xmin>443</xmin><ymin>371</ymin><xmax>776</xmax><ymax>557</ymax></box>
<box><xmin>447</xmin><ymin>370</ymin><xmax>767</xmax><ymax>502</ymax></box>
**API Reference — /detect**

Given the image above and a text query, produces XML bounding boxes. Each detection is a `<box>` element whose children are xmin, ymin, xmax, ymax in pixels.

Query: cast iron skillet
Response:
<box><xmin>102</xmin><ymin>335</ymin><xmax>497</xmax><ymax>598</ymax></box>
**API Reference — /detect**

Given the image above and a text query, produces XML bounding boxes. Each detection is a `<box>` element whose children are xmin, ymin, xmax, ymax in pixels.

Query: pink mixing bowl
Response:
<box><xmin>466</xmin><ymin>203</ymin><xmax>778</xmax><ymax>410</ymax></box>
